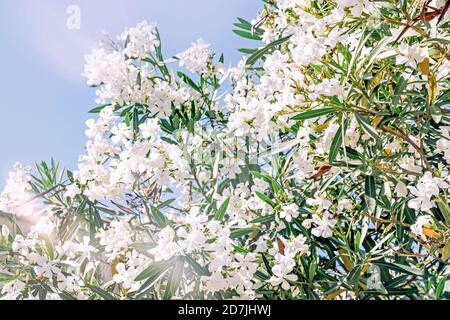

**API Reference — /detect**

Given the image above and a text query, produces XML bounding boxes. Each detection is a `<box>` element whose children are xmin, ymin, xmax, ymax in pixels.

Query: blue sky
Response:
<box><xmin>0</xmin><ymin>0</ymin><xmax>261</xmax><ymax>187</ymax></box>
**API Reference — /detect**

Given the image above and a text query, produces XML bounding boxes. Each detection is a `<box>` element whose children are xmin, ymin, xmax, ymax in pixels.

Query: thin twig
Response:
<box><xmin>362</xmin><ymin>211</ymin><xmax>411</xmax><ymax>228</ymax></box>
<box><xmin>381</xmin><ymin>125</ymin><xmax>432</xmax><ymax>173</ymax></box>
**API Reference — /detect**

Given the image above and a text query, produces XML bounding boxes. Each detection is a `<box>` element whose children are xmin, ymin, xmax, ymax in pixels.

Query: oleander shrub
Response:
<box><xmin>1</xmin><ymin>0</ymin><xmax>450</xmax><ymax>300</ymax></box>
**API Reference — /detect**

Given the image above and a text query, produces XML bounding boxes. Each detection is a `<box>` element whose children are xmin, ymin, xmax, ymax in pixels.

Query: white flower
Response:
<box><xmin>408</xmin><ymin>172</ymin><xmax>448</xmax><ymax>212</ymax></box>
<box><xmin>113</xmin><ymin>263</ymin><xmax>141</xmax><ymax>292</ymax></box>
<box><xmin>139</xmin><ymin>118</ymin><xmax>161</xmax><ymax>140</ymax></box>
<box><xmin>0</xmin><ymin>163</ymin><xmax>43</xmax><ymax>217</ymax></box>
<box><xmin>314</xmin><ymin>77</ymin><xmax>346</xmax><ymax>101</ymax></box>
<box><xmin>98</xmin><ymin>218</ymin><xmax>134</xmax><ymax>262</ymax></box>
<box><xmin>436</xmin><ymin>127</ymin><xmax>450</xmax><ymax>163</ymax></box>
<box><xmin>65</xmin><ymin>184</ymin><xmax>81</xmax><ymax>199</ymax></box>
<box><xmin>311</xmin><ymin>212</ymin><xmax>337</xmax><ymax>238</ymax></box>
<box><xmin>119</xmin><ymin>21</ymin><xmax>159</xmax><ymax>59</ymax></box>
<box><xmin>306</xmin><ymin>193</ymin><xmax>332</xmax><ymax>211</ymax></box>
<box><xmin>1</xmin><ymin>225</ymin><xmax>9</xmax><ymax>238</ymax></box>
<box><xmin>150</xmin><ymin>227</ymin><xmax>183</xmax><ymax>262</ymax></box>
<box><xmin>34</xmin><ymin>257</ymin><xmax>62</xmax><ymax>279</ymax></box>
<box><xmin>268</xmin><ymin>260</ymin><xmax>298</xmax><ymax>291</ymax></box>
<box><xmin>290</xmin><ymin>235</ymin><xmax>310</xmax><ymax>256</ymax></box>
<box><xmin>302</xmin><ymin>219</ymin><xmax>314</xmax><ymax>229</ymax></box>
<box><xmin>177</xmin><ymin>227</ymin><xmax>206</xmax><ymax>253</ymax></box>
<box><xmin>204</xmin><ymin>272</ymin><xmax>228</xmax><ymax>293</ymax></box>
<box><xmin>111</xmin><ymin>123</ymin><xmax>132</xmax><ymax>145</ymax></box>
<box><xmin>411</xmin><ymin>215</ymin><xmax>432</xmax><ymax>240</ymax></box>
<box><xmin>1</xmin><ymin>280</ymin><xmax>25</xmax><ymax>300</ymax></box>
<box><xmin>396</xmin><ymin>43</ymin><xmax>428</xmax><ymax>69</ymax></box>
<box><xmin>394</xmin><ymin>181</ymin><xmax>408</xmax><ymax>197</ymax></box>
<box><xmin>280</xmin><ymin>203</ymin><xmax>299</xmax><ymax>222</ymax></box>
<box><xmin>75</xmin><ymin>236</ymin><xmax>98</xmax><ymax>261</ymax></box>
<box><xmin>177</xmin><ymin>39</ymin><xmax>212</xmax><ymax>74</ymax></box>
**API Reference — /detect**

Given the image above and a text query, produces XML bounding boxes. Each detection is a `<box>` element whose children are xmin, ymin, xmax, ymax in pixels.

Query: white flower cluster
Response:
<box><xmin>0</xmin><ymin>163</ymin><xmax>42</xmax><ymax>218</ymax></box>
<box><xmin>1</xmin><ymin>0</ymin><xmax>450</xmax><ymax>300</ymax></box>
<box><xmin>177</xmin><ymin>39</ymin><xmax>213</xmax><ymax>74</ymax></box>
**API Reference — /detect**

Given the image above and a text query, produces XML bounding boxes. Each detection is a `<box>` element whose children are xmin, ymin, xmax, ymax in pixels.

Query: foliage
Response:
<box><xmin>1</xmin><ymin>0</ymin><xmax>450</xmax><ymax>300</ymax></box>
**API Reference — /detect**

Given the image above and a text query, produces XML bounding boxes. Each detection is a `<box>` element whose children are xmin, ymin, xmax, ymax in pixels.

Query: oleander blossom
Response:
<box><xmin>1</xmin><ymin>0</ymin><xmax>450</xmax><ymax>300</ymax></box>
<box><xmin>177</xmin><ymin>39</ymin><xmax>213</xmax><ymax>74</ymax></box>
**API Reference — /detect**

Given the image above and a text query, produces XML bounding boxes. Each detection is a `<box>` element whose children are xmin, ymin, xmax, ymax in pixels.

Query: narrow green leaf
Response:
<box><xmin>177</xmin><ymin>71</ymin><xmax>202</xmax><ymax>93</ymax></box>
<box><xmin>255</xmin><ymin>192</ymin><xmax>276</xmax><ymax>208</ymax></box>
<box><xmin>135</xmin><ymin>260</ymin><xmax>169</xmax><ymax>282</ymax></box>
<box><xmin>246</xmin><ymin>35</ymin><xmax>292</xmax><ymax>66</ymax></box>
<box><xmin>232</xmin><ymin>29</ymin><xmax>262</xmax><ymax>41</ymax></box>
<box><xmin>157</xmin><ymin>198</ymin><xmax>176</xmax><ymax>210</ymax></box>
<box><xmin>291</xmin><ymin>108</ymin><xmax>337</xmax><ymax>121</ymax></box>
<box><xmin>88</xmin><ymin>104</ymin><xmax>110</xmax><ymax>114</ymax></box>
<box><xmin>436</xmin><ymin>275</ymin><xmax>449</xmax><ymax>299</ymax></box>
<box><xmin>329</xmin><ymin>119</ymin><xmax>348</xmax><ymax>164</ymax></box>
<box><xmin>59</xmin><ymin>291</ymin><xmax>77</xmax><ymax>300</ymax></box>
<box><xmin>163</xmin><ymin>257</ymin><xmax>185</xmax><ymax>300</ymax></box>
<box><xmin>365</xmin><ymin>175</ymin><xmax>377</xmax><ymax>213</ymax></box>
<box><xmin>436</xmin><ymin>196</ymin><xmax>450</xmax><ymax>226</ymax></box>
<box><xmin>215</xmin><ymin>197</ymin><xmax>230</xmax><ymax>221</ymax></box>
<box><xmin>374</xmin><ymin>262</ymin><xmax>424</xmax><ymax>276</ymax></box>
<box><xmin>86</xmin><ymin>284</ymin><xmax>117</xmax><ymax>300</ymax></box>
<box><xmin>347</xmin><ymin>264</ymin><xmax>362</xmax><ymax>286</ymax></box>
<box><xmin>355</xmin><ymin>113</ymin><xmax>381</xmax><ymax>143</ymax></box>
<box><xmin>250</xmin><ymin>214</ymin><xmax>276</xmax><ymax>224</ymax></box>
<box><xmin>230</xmin><ymin>227</ymin><xmax>259</xmax><ymax>239</ymax></box>
<box><xmin>150</xmin><ymin>206</ymin><xmax>169</xmax><ymax>228</ymax></box>
<box><xmin>185</xmin><ymin>255</ymin><xmax>211</xmax><ymax>277</ymax></box>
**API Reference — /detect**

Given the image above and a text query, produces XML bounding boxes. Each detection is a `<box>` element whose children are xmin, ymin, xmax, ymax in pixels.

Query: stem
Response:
<box><xmin>362</xmin><ymin>211</ymin><xmax>411</xmax><ymax>228</ymax></box>
<box><xmin>380</xmin><ymin>125</ymin><xmax>432</xmax><ymax>173</ymax></box>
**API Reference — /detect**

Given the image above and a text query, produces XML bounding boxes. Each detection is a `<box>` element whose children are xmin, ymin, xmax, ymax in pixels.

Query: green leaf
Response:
<box><xmin>347</xmin><ymin>264</ymin><xmax>362</xmax><ymax>286</ymax></box>
<box><xmin>261</xmin><ymin>253</ymin><xmax>273</xmax><ymax>276</ymax></box>
<box><xmin>308</xmin><ymin>259</ymin><xmax>317</xmax><ymax>283</ymax></box>
<box><xmin>291</xmin><ymin>108</ymin><xmax>337</xmax><ymax>121</ymax></box>
<box><xmin>365</xmin><ymin>175</ymin><xmax>377</xmax><ymax>213</ymax></box>
<box><xmin>150</xmin><ymin>206</ymin><xmax>169</xmax><ymax>228</ymax></box>
<box><xmin>392</xmin><ymin>76</ymin><xmax>407</xmax><ymax>106</ymax></box>
<box><xmin>177</xmin><ymin>71</ymin><xmax>202</xmax><ymax>93</ymax></box>
<box><xmin>230</xmin><ymin>227</ymin><xmax>259</xmax><ymax>239</ymax></box>
<box><xmin>234</xmin><ymin>17</ymin><xmax>253</xmax><ymax>31</ymax></box>
<box><xmin>374</xmin><ymin>262</ymin><xmax>424</xmax><ymax>276</ymax></box>
<box><xmin>355</xmin><ymin>113</ymin><xmax>381</xmax><ymax>143</ymax></box>
<box><xmin>59</xmin><ymin>291</ymin><xmax>77</xmax><ymax>300</ymax></box>
<box><xmin>135</xmin><ymin>260</ymin><xmax>170</xmax><ymax>282</ymax></box>
<box><xmin>355</xmin><ymin>231</ymin><xmax>362</xmax><ymax>251</ymax></box>
<box><xmin>442</xmin><ymin>238</ymin><xmax>450</xmax><ymax>261</ymax></box>
<box><xmin>185</xmin><ymin>255</ymin><xmax>211</xmax><ymax>277</ymax></box>
<box><xmin>135</xmin><ymin>265</ymin><xmax>170</xmax><ymax>299</ymax></box>
<box><xmin>329</xmin><ymin>118</ymin><xmax>348</xmax><ymax>164</ymax></box>
<box><xmin>88</xmin><ymin>104</ymin><xmax>110</xmax><ymax>114</ymax></box>
<box><xmin>42</xmin><ymin>235</ymin><xmax>55</xmax><ymax>260</ymax></box>
<box><xmin>157</xmin><ymin>198</ymin><xmax>176</xmax><ymax>210</ymax></box>
<box><xmin>254</xmin><ymin>270</ymin><xmax>271</xmax><ymax>281</ymax></box>
<box><xmin>255</xmin><ymin>192</ymin><xmax>276</xmax><ymax>208</ymax></box>
<box><xmin>359</xmin><ymin>32</ymin><xmax>397</xmax><ymax>73</ymax></box>
<box><xmin>436</xmin><ymin>196</ymin><xmax>450</xmax><ymax>226</ymax></box>
<box><xmin>250</xmin><ymin>170</ymin><xmax>268</xmax><ymax>181</ymax></box>
<box><xmin>250</xmin><ymin>214</ymin><xmax>276</xmax><ymax>224</ymax></box>
<box><xmin>423</xmin><ymin>38</ymin><xmax>450</xmax><ymax>45</ymax></box>
<box><xmin>215</xmin><ymin>197</ymin><xmax>230</xmax><ymax>221</ymax></box>
<box><xmin>246</xmin><ymin>35</ymin><xmax>292</xmax><ymax>66</ymax></box>
<box><xmin>86</xmin><ymin>284</ymin><xmax>117</xmax><ymax>300</ymax></box>
<box><xmin>238</xmin><ymin>48</ymin><xmax>258</xmax><ymax>54</ymax></box>
<box><xmin>436</xmin><ymin>275</ymin><xmax>449</xmax><ymax>300</ymax></box>
<box><xmin>163</xmin><ymin>257</ymin><xmax>185</xmax><ymax>300</ymax></box>
<box><xmin>232</xmin><ymin>29</ymin><xmax>262</xmax><ymax>41</ymax></box>
<box><xmin>251</xmin><ymin>170</ymin><xmax>284</xmax><ymax>193</ymax></box>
